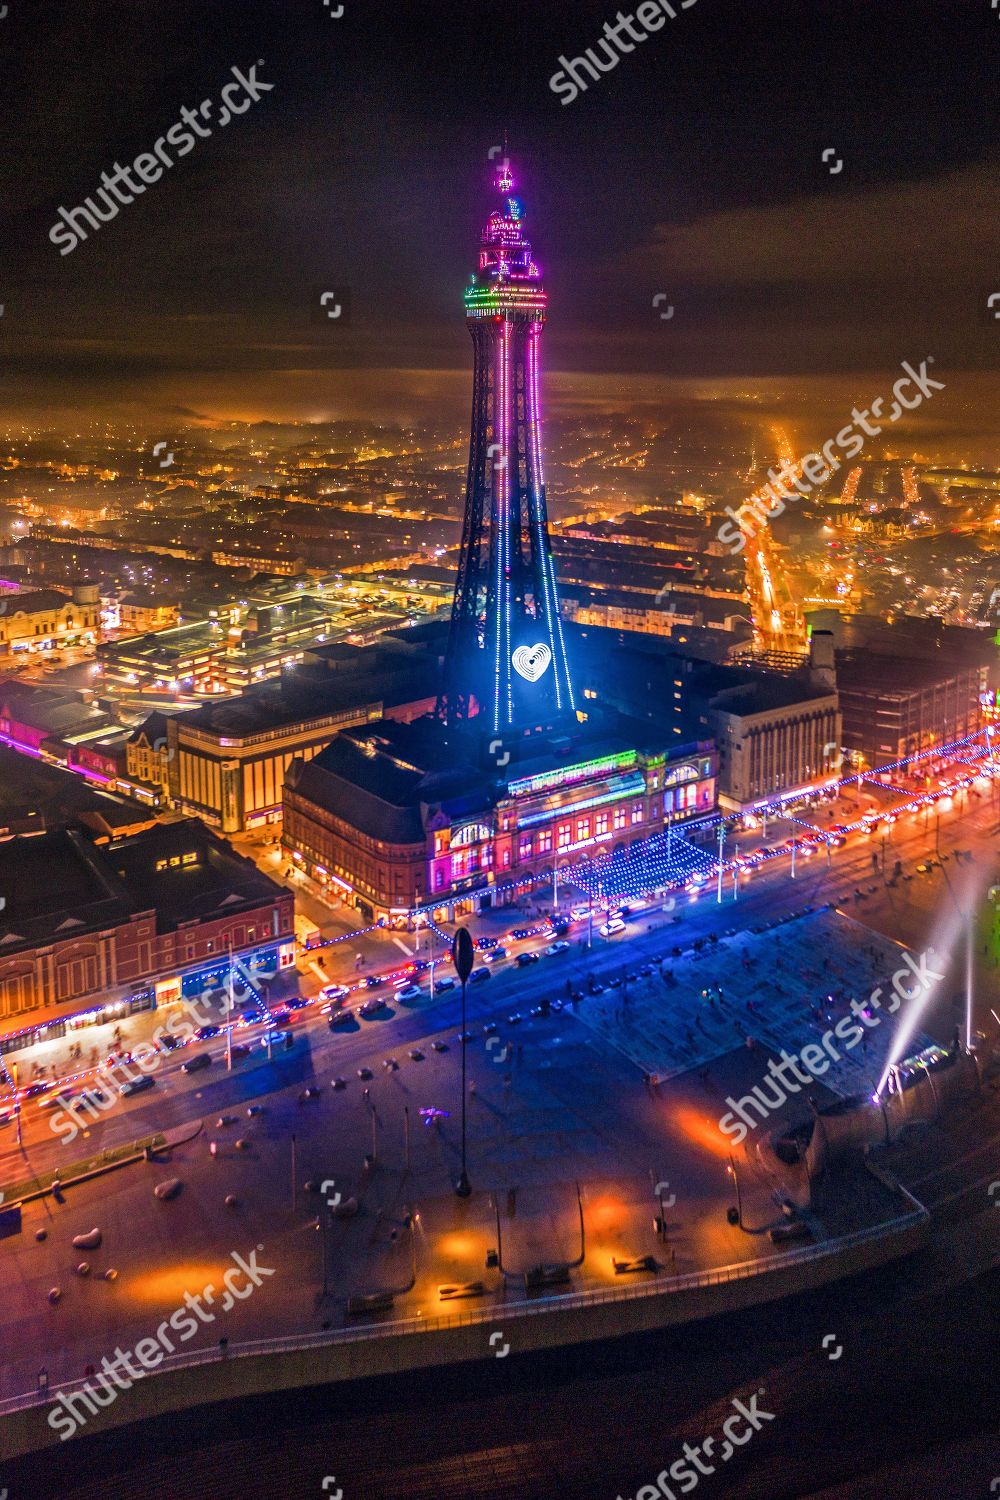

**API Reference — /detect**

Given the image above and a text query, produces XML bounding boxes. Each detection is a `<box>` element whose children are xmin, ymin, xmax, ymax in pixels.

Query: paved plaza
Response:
<box><xmin>573</xmin><ymin>907</ymin><xmax>934</xmax><ymax>1095</ymax></box>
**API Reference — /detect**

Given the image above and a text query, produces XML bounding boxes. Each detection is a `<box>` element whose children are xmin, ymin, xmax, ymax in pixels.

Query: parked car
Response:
<box><xmin>181</xmin><ymin>1053</ymin><xmax>212</xmax><ymax>1075</ymax></box>
<box><xmin>515</xmin><ymin>951</ymin><xmax>539</xmax><ymax>967</ymax></box>
<box><xmin>257</xmin><ymin>1032</ymin><xmax>289</xmax><ymax>1056</ymax></box>
<box><xmin>121</xmin><ymin>1074</ymin><xmax>157</xmax><ymax>1095</ymax></box>
<box><xmin>486</xmin><ymin>946</ymin><xmax>508</xmax><ymax>963</ymax></box>
<box><xmin>357</xmin><ymin>1067</ymin><xmax>373</xmax><ymax>1081</ymax></box>
<box><xmin>433</xmin><ymin>974</ymin><xmax>457</xmax><ymax>993</ymax></box>
<box><xmin>545</xmin><ymin>941</ymin><xmax>570</xmax><ymax>956</ymax></box>
<box><xmin>601</xmin><ymin>918</ymin><xmax>626</xmax><ymax>937</ymax></box>
<box><xmin>468</xmin><ymin>967</ymin><xmax>491</xmax><ymax>984</ymax></box>
<box><xmin>431</xmin><ymin>1041</ymin><xmax>449</xmax><ymax>1053</ymax></box>
<box><xmin>360</xmin><ymin>997</ymin><xmax>387</xmax><ymax>1018</ymax></box>
<box><xmin>395</xmin><ymin>983</ymin><xmax>423</xmax><ymax>1003</ymax></box>
<box><xmin>408</xmin><ymin>1049</ymin><xmax>425</xmax><ymax>1061</ymax></box>
<box><xmin>320</xmin><ymin>984</ymin><xmax>350</xmax><ymax>1006</ymax></box>
<box><xmin>328</xmin><ymin>1009</ymin><xmax>355</xmax><ymax>1029</ymax></box>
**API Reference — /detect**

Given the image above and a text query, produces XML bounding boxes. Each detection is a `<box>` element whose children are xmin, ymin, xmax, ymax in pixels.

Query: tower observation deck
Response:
<box><xmin>436</xmin><ymin>159</ymin><xmax>576</xmax><ymax>735</ymax></box>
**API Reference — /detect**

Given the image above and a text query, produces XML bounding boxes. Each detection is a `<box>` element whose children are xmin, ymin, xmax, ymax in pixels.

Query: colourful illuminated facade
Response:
<box><xmin>437</xmin><ymin>160</ymin><xmax>575</xmax><ymax>732</ymax></box>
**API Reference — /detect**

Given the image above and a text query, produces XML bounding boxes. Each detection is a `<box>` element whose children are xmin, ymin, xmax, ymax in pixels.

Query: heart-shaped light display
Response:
<box><xmin>512</xmin><ymin>642</ymin><xmax>552</xmax><ymax>683</ymax></box>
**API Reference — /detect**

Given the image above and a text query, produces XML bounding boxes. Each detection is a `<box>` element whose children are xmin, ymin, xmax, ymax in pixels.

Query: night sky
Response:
<box><xmin>2</xmin><ymin>0</ymin><xmax>1000</xmax><ymax>419</ymax></box>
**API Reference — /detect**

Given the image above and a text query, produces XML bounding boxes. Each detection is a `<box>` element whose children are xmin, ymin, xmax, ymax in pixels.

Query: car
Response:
<box><xmin>601</xmin><ymin>918</ymin><xmax>626</xmax><ymax>937</ymax></box>
<box><xmin>408</xmin><ymin>1048</ymin><xmax>425</xmax><ymax>1061</ymax></box>
<box><xmin>530</xmin><ymin>1001</ymin><xmax>551</xmax><ymax>1017</ymax></box>
<box><xmin>332</xmin><ymin>1076</ymin><xmax>347</xmax><ymax>1090</ymax></box>
<box><xmin>433</xmin><ymin>975</ymin><xmax>456</xmax><ymax>993</ymax></box>
<box><xmin>195</xmin><ymin>1024</ymin><xmax>221</xmax><ymax>1040</ymax></box>
<box><xmin>550</xmin><ymin>999</ymin><xmax>564</xmax><ymax>1012</ymax></box>
<box><xmin>486</xmin><ymin>946</ymin><xmax>508</xmax><ymax>963</ymax></box>
<box><xmin>570</xmin><ymin>905</ymin><xmax>591</xmax><ymax>921</ymax></box>
<box><xmin>269</xmin><ymin>1003</ymin><xmax>291</xmax><ymax>1021</ymax></box>
<box><xmin>360</xmin><ymin>997</ymin><xmax>388</xmax><ymax>1018</ymax></box>
<box><xmin>431</xmin><ymin>1041</ymin><xmax>449</xmax><ymax>1053</ymax></box>
<box><xmin>395</xmin><ymin>983</ymin><xmax>423</xmax><ymax>1003</ymax></box>
<box><xmin>609</xmin><ymin>976</ymin><xmax>623</xmax><ymax>989</ymax></box>
<box><xmin>507</xmin><ymin>1012</ymin><xmax>523</xmax><ymax>1025</ymax></box>
<box><xmin>591</xmin><ymin>983</ymin><xmax>606</xmax><ymax>996</ymax></box>
<box><xmin>363</xmin><ymin>974</ymin><xmax>386</xmax><ymax>989</ymax></box>
<box><xmin>259</xmin><ymin>1029</ymin><xmax>291</xmax><ymax>1050</ymax></box>
<box><xmin>469</xmin><ymin>967</ymin><xmax>491</xmax><ymax>984</ymax></box>
<box><xmin>158</xmin><ymin>1033</ymin><xmax>181</xmax><ymax>1050</ymax></box>
<box><xmin>511</xmin><ymin>927</ymin><xmax>531</xmax><ymax>940</ymax></box>
<box><xmin>320</xmin><ymin>984</ymin><xmax>350</xmax><ymax>1005</ymax></box>
<box><xmin>638</xmin><ymin>965</ymin><xmax>653</xmax><ymax>977</ymax></box>
<box><xmin>383</xmin><ymin>1058</ymin><xmax>399</xmax><ymax>1071</ymax></box>
<box><xmin>22</xmin><ymin>1081</ymin><xmax>51</xmax><ymax>1100</ymax></box>
<box><xmin>483</xmin><ymin>1021</ymin><xmax>499</xmax><ymax>1036</ymax></box>
<box><xmin>545</xmin><ymin>941</ymin><xmax>570</xmax><ymax>956</ymax></box>
<box><xmin>474</xmin><ymin>936</ymin><xmax>498</xmax><ymax>951</ymax></box>
<box><xmin>329</xmin><ymin>1009</ymin><xmax>355</xmax><ymax>1029</ymax></box>
<box><xmin>457</xmin><ymin>1030</ymin><xmax>475</xmax><ymax>1043</ymax></box>
<box><xmin>357</xmin><ymin>1067</ymin><xmax>373</xmax><ymax>1080</ymax></box>
<box><xmin>0</xmin><ymin>1104</ymin><xmax>19</xmax><ymax>1126</ymax></box>
<box><xmin>121</xmin><ymin>1074</ymin><xmax>157</xmax><ymax>1095</ymax></box>
<box><xmin>285</xmin><ymin>996</ymin><xmax>309</xmax><ymax>1011</ymax></box>
<box><xmin>230</xmin><ymin>1042</ymin><xmax>251</xmax><ymax>1060</ymax></box>
<box><xmin>515</xmin><ymin>951</ymin><xmax>540</xmax><ymax>967</ymax></box>
<box><xmin>181</xmin><ymin>1053</ymin><xmax>212</xmax><ymax>1074</ymax></box>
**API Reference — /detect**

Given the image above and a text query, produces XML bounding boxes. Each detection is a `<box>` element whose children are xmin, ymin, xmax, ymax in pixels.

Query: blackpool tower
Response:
<box><xmin>436</xmin><ymin>158</ymin><xmax>575</xmax><ymax>735</ymax></box>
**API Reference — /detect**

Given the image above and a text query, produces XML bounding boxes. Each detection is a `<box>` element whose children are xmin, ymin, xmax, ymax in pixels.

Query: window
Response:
<box><xmin>595</xmin><ymin>812</ymin><xmax>609</xmax><ymax>837</ymax></box>
<box><xmin>632</xmin><ymin>802</ymin><xmax>644</xmax><ymax>825</ymax></box>
<box><xmin>519</xmin><ymin>837</ymin><xmax>533</xmax><ymax>860</ymax></box>
<box><xmin>537</xmin><ymin>829</ymin><xmax>552</xmax><ymax>854</ymax></box>
<box><xmin>576</xmin><ymin>817</ymin><xmax>590</xmax><ymax>841</ymax></box>
<box><xmin>613</xmin><ymin>807</ymin><xmax>627</xmax><ymax>831</ymax></box>
<box><xmin>557</xmin><ymin>824</ymin><xmax>571</xmax><ymax>850</ymax></box>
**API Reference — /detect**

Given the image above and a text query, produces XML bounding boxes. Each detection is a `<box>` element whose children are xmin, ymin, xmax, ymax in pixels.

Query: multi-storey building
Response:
<box><xmin>283</xmin><ymin>717</ymin><xmax>715</xmax><ymax>921</ymax></box>
<box><xmin>0</xmin><ymin>820</ymin><xmax>294</xmax><ymax>1053</ymax></box>
<box><xmin>0</xmin><ymin>584</ymin><xmax>100</xmax><ymax>656</ymax></box>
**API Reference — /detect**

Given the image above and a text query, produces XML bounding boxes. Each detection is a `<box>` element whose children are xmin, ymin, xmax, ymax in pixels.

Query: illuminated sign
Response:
<box><xmin>155</xmin><ymin>976</ymin><xmax>182</xmax><ymax>1006</ymax></box>
<box><xmin>507</xmin><ymin>750</ymin><xmax>638</xmax><ymax>800</ymax></box>
<box><xmin>512</xmin><ymin>642</ymin><xmax>552</xmax><ymax>683</ymax></box>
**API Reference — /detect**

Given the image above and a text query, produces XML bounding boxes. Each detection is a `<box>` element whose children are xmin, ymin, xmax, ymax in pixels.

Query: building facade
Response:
<box><xmin>0</xmin><ymin>821</ymin><xmax>294</xmax><ymax>1052</ymax></box>
<box><xmin>283</xmin><ymin>721</ymin><xmax>716</xmax><ymax>920</ymax></box>
<box><xmin>0</xmin><ymin>585</ymin><xmax>100</xmax><ymax>656</ymax></box>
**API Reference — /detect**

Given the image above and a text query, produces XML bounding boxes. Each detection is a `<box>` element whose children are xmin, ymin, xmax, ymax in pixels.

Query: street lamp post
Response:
<box><xmin>226</xmin><ymin>937</ymin><xmax>234</xmax><ymax>1073</ymax></box>
<box><xmin>727</xmin><ymin>1153</ymin><xmax>744</xmax><ymax>1229</ymax></box>
<box><xmin>452</xmin><ymin>926</ymin><xmax>474</xmax><ymax>1197</ymax></box>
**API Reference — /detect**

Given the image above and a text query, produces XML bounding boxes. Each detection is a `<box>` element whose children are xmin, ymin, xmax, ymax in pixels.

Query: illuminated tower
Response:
<box><xmin>437</xmin><ymin>159</ymin><xmax>575</xmax><ymax>734</ymax></box>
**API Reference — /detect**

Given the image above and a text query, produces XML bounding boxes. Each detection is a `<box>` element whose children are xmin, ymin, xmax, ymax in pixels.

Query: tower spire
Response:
<box><xmin>436</xmin><ymin>155</ymin><xmax>575</xmax><ymax>734</ymax></box>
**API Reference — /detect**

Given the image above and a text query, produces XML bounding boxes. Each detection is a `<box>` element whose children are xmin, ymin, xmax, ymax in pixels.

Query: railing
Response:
<box><xmin>0</xmin><ymin>1202</ymin><xmax>928</xmax><ymax>1419</ymax></box>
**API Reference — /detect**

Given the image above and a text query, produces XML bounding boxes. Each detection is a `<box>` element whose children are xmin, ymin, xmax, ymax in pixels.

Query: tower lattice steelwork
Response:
<box><xmin>436</xmin><ymin>159</ymin><xmax>575</xmax><ymax>734</ymax></box>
